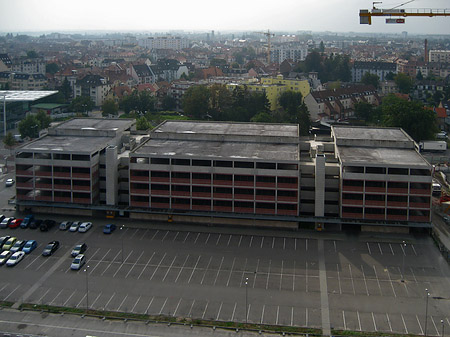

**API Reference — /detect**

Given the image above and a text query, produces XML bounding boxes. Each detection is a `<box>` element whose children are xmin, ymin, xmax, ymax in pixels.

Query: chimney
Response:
<box><xmin>424</xmin><ymin>39</ymin><xmax>428</xmax><ymax>63</ymax></box>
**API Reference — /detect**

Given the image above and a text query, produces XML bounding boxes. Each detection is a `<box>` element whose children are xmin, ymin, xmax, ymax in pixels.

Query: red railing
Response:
<box><xmin>213</xmin><ymin>206</ymin><xmax>232</xmax><ymax>212</ymax></box>
<box><xmin>171</xmin><ymin>178</ymin><xmax>190</xmax><ymax>184</ymax></box>
<box><xmin>234</xmin><ymin>207</ymin><xmax>254</xmax><ymax>213</ymax></box>
<box><xmin>192</xmin><ymin>205</ymin><xmax>212</xmax><ymax>211</ymax></box>
<box><xmin>234</xmin><ymin>181</ymin><xmax>254</xmax><ymax>187</ymax></box>
<box><xmin>150</xmin><ymin>177</ymin><xmax>169</xmax><ymax>183</ymax></box>
<box><xmin>342</xmin><ymin>199</ymin><xmax>363</xmax><ymax>206</ymax></box>
<box><xmin>213</xmin><ymin>180</ymin><xmax>232</xmax><ymax>186</ymax></box>
<box><xmin>172</xmin><ymin>203</ymin><xmax>190</xmax><ymax>210</ymax></box>
<box><xmin>73</xmin><ymin>198</ymin><xmax>91</xmax><ymax>204</ymax></box>
<box><xmin>150</xmin><ymin>202</ymin><xmax>169</xmax><ymax>208</ymax></box>
<box><xmin>171</xmin><ymin>191</ymin><xmax>190</xmax><ymax>197</ymax></box>
<box><xmin>255</xmin><ymin>208</ymin><xmax>275</xmax><ymax>215</ymax></box>
<box><xmin>213</xmin><ymin>193</ymin><xmax>232</xmax><ymax>199</ymax></box>
<box><xmin>234</xmin><ymin>194</ymin><xmax>254</xmax><ymax>201</ymax></box>
<box><xmin>53</xmin><ymin>172</ymin><xmax>71</xmax><ymax>177</ymax></box>
<box><xmin>191</xmin><ymin>192</ymin><xmax>211</xmax><ymax>198</ymax></box>
<box><xmin>255</xmin><ymin>182</ymin><xmax>276</xmax><ymax>188</ymax></box>
<box><xmin>341</xmin><ymin>212</ymin><xmax>363</xmax><ymax>219</ymax></box>
<box><xmin>53</xmin><ymin>184</ymin><xmax>71</xmax><ymax>190</ymax></box>
<box><xmin>365</xmin><ymin>213</ymin><xmax>386</xmax><ymax>220</ymax></box>
<box><xmin>192</xmin><ymin>179</ymin><xmax>211</xmax><ymax>185</ymax></box>
<box><xmin>342</xmin><ymin>186</ymin><xmax>363</xmax><ymax>192</ymax></box>
<box><xmin>150</xmin><ymin>189</ymin><xmax>169</xmax><ymax>195</ymax></box>
<box><xmin>409</xmin><ymin>215</ymin><xmax>430</xmax><ymax>222</ymax></box>
<box><xmin>54</xmin><ymin>197</ymin><xmax>71</xmax><ymax>202</ymax></box>
<box><xmin>35</xmin><ymin>171</ymin><xmax>52</xmax><ymax>177</ymax></box>
<box><xmin>131</xmin><ymin>201</ymin><xmax>150</xmax><ymax>207</ymax></box>
<box><xmin>277</xmin><ymin>196</ymin><xmax>297</xmax><ymax>202</ymax></box>
<box><xmin>387</xmin><ymin>214</ymin><xmax>407</xmax><ymax>221</ymax></box>
<box><xmin>409</xmin><ymin>202</ymin><xmax>430</xmax><ymax>209</ymax></box>
<box><xmin>365</xmin><ymin>187</ymin><xmax>386</xmax><ymax>193</ymax></box>
<box><xmin>410</xmin><ymin>189</ymin><xmax>430</xmax><ymax>195</ymax></box>
<box><xmin>130</xmin><ymin>188</ymin><xmax>149</xmax><ymax>194</ymax></box>
<box><xmin>130</xmin><ymin>175</ymin><xmax>149</xmax><ymax>182</ymax></box>
<box><xmin>365</xmin><ymin>200</ymin><xmax>384</xmax><ymax>206</ymax></box>
<box><xmin>72</xmin><ymin>173</ymin><xmax>90</xmax><ymax>179</ymax></box>
<box><xmin>387</xmin><ymin>188</ymin><xmax>408</xmax><ymax>194</ymax></box>
<box><xmin>16</xmin><ymin>182</ymin><xmax>33</xmax><ymax>188</ymax></box>
<box><xmin>277</xmin><ymin>209</ymin><xmax>297</xmax><ymax>216</ymax></box>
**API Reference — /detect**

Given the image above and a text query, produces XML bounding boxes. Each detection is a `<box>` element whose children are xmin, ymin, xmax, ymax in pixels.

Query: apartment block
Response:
<box><xmin>351</xmin><ymin>61</ymin><xmax>397</xmax><ymax>82</ymax></box>
<box><xmin>138</xmin><ymin>36</ymin><xmax>189</xmax><ymax>50</ymax></box>
<box><xmin>429</xmin><ymin>50</ymin><xmax>450</xmax><ymax>63</ymax></box>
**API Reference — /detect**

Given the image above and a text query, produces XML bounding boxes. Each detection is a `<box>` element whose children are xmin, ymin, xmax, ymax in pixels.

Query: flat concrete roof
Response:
<box><xmin>155</xmin><ymin>121</ymin><xmax>298</xmax><ymax>138</ymax></box>
<box><xmin>332</xmin><ymin>126</ymin><xmax>411</xmax><ymax>142</ymax></box>
<box><xmin>135</xmin><ymin>139</ymin><xmax>299</xmax><ymax>162</ymax></box>
<box><xmin>0</xmin><ymin>90</ymin><xmax>58</xmax><ymax>102</ymax></box>
<box><xmin>55</xmin><ymin>118</ymin><xmax>134</xmax><ymax>131</ymax></box>
<box><xmin>18</xmin><ymin>135</ymin><xmax>112</xmax><ymax>153</ymax></box>
<box><xmin>338</xmin><ymin>146</ymin><xmax>430</xmax><ymax>168</ymax></box>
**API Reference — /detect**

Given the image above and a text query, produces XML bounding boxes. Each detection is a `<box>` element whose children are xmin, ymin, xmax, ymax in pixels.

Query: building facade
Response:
<box><xmin>73</xmin><ymin>75</ymin><xmax>110</xmax><ymax>107</ymax></box>
<box><xmin>271</xmin><ymin>45</ymin><xmax>308</xmax><ymax>64</ymax></box>
<box><xmin>351</xmin><ymin>61</ymin><xmax>397</xmax><ymax>83</ymax></box>
<box><xmin>138</xmin><ymin>36</ymin><xmax>189</xmax><ymax>50</ymax></box>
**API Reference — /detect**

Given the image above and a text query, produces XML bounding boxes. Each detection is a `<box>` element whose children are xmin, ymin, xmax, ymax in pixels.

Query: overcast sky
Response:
<box><xmin>0</xmin><ymin>0</ymin><xmax>449</xmax><ymax>35</ymax></box>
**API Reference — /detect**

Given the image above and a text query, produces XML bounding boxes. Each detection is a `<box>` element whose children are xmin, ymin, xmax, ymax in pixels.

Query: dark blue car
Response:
<box><xmin>103</xmin><ymin>224</ymin><xmax>116</xmax><ymax>234</ymax></box>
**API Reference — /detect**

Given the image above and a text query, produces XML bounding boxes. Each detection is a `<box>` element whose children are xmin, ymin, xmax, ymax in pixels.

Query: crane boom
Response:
<box><xmin>255</xmin><ymin>30</ymin><xmax>275</xmax><ymax>64</ymax></box>
<box><xmin>360</xmin><ymin>7</ymin><xmax>450</xmax><ymax>24</ymax></box>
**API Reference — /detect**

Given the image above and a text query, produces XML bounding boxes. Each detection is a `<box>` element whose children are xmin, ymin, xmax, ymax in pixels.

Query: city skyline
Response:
<box><xmin>0</xmin><ymin>0</ymin><xmax>449</xmax><ymax>35</ymax></box>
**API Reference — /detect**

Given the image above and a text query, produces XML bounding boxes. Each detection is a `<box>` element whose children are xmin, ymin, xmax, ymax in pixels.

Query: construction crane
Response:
<box><xmin>255</xmin><ymin>30</ymin><xmax>275</xmax><ymax>64</ymax></box>
<box><xmin>360</xmin><ymin>1</ymin><xmax>450</xmax><ymax>25</ymax></box>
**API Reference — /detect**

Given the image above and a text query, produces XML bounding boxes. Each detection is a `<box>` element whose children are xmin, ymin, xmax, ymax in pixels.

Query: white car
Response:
<box><xmin>78</xmin><ymin>222</ymin><xmax>92</xmax><ymax>233</ymax></box>
<box><xmin>69</xmin><ymin>221</ymin><xmax>81</xmax><ymax>232</ymax></box>
<box><xmin>70</xmin><ymin>254</ymin><xmax>86</xmax><ymax>270</ymax></box>
<box><xmin>6</xmin><ymin>251</ymin><xmax>25</xmax><ymax>267</ymax></box>
<box><xmin>5</xmin><ymin>178</ymin><xmax>14</xmax><ymax>187</ymax></box>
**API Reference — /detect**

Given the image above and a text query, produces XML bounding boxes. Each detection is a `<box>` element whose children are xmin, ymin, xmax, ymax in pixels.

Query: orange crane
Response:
<box><xmin>360</xmin><ymin>1</ymin><xmax>450</xmax><ymax>24</ymax></box>
<box><xmin>255</xmin><ymin>30</ymin><xmax>275</xmax><ymax>64</ymax></box>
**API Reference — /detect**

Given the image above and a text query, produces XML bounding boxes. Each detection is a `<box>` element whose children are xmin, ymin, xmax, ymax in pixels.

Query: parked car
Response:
<box><xmin>6</xmin><ymin>251</ymin><xmax>25</xmax><ymax>266</ymax></box>
<box><xmin>29</xmin><ymin>219</ymin><xmax>42</xmax><ymax>229</ymax></box>
<box><xmin>40</xmin><ymin>219</ymin><xmax>56</xmax><ymax>232</ymax></box>
<box><xmin>0</xmin><ymin>250</ymin><xmax>12</xmax><ymax>265</ymax></box>
<box><xmin>69</xmin><ymin>221</ymin><xmax>81</xmax><ymax>232</ymax></box>
<box><xmin>0</xmin><ymin>215</ymin><xmax>5</xmax><ymax>223</ymax></box>
<box><xmin>78</xmin><ymin>222</ymin><xmax>92</xmax><ymax>233</ymax></box>
<box><xmin>42</xmin><ymin>241</ymin><xmax>59</xmax><ymax>256</ymax></box>
<box><xmin>5</xmin><ymin>178</ymin><xmax>15</xmax><ymax>187</ymax></box>
<box><xmin>2</xmin><ymin>237</ymin><xmax>17</xmax><ymax>250</ymax></box>
<box><xmin>0</xmin><ymin>236</ymin><xmax>11</xmax><ymax>247</ymax></box>
<box><xmin>20</xmin><ymin>215</ymin><xmax>34</xmax><ymax>229</ymax></box>
<box><xmin>59</xmin><ymin>221</ymin><xmax>72</xmax><ymax>231</ymax></box>
<box><xmin>10</xmin><ymin>240</ymin><xmax>26</xmax><ymax>253</ymax></box>
<box><xmin>0</xmin><ymin>217</ymin><xmax>15</xmax><ymax>229</ymax></box>
<box><xmin>9</xmin><ymin>218</ymin><xmax>22</xmax><ymax>229</ymax></box>
<box><xmin>442</xmin><ymin>214</ymin><xmax>450</xmax><ymax>224</ymax></box>
<box><xmin>71</xmin><ymin>243</ymin><xmax>87</xmax><ymax>257</ymax></box>
<box><xmin>70</xmin><ymin>254</ymin><xmax>86</xmax><ymax>270</ymax></box>
<box><xmin>103</xmin><ymin>224</ymin><xmax>116</xmax><ymax>234</ymax></box>
<box><xmin>23</xmin><ymin>240</ymin><xmax>37</xmax><ymax>254</ymax></box>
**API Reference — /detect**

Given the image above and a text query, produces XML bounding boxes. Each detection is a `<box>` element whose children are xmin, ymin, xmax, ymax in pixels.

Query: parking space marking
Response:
<box><xmin>35</xmin><ymin>257</ymin><xmax>51</xmax><ymax>271</ymax></box>
<box><xmin>49</xmin><ymin>289</ymin><xmax>64</xmax><ymax>306</ymax></box>
<box><xmin>259</xmin><ymin>236</ymin><xmax>264</xmax><ymax>248</ymax></box>
<box><xmin>306</xmin><ymin>307</ymin><xmax>308</xmax><ymax>326</ymax></box>
<box><xmin>238</xmin><ymin>235</ymin><xmax>243</xmax><ymax>247</ymax></box>
<box><xmin>76</xmin><ymin>293</ymin><xmax>86</xmax><ymax>308</ymax></box>
<box><xmin>249</xmin><ymin>236</ymin><xmax>253</xmax><ymax>248</ymax></box>
<box><xmin>139</xmin><ymin>229</ymin><xmax>149</xmax><ymax>241</ymax></box>
<box><xmin>349</xmin><ymin>265</ymin><xmax>356</xmax><ymax>295</ymax></box>
<box><xmin>213</xmin><ymin>256</ymin><xmax>224</xmax><ymax>286</ymax></box>
<box><xmin>104</xmin><ymin>292</ymin><xmax>116</xmax><ymax>310</ymax></box>
<box><xmin>159</xmin><ymin>297</ymin><xmax>168</xmax><ymax>315</ymax></box>
<box><xmin>89</xmin><ymin>247</ymin><xmax>101</xmax><ymax>261</ymax></box>
<box><xmin>415</xmin><ymin>314</ymin><xmax>423</xmax><ymax>335</ymax></box>
<box><xmin>89</xmin><ymin>248</ymin><xmax>111</xmax><ymax>275</ymax></box>
<box><xmin>227</xmin><ymin>234</ymin><xmax>232</xmax><ymax>247</ymax></box>
<box><xmin>150</xmin><ymin>252</ymin><xmax>167</xmax><ymax>281</ymax></box>
<box><xmin>188</xmin><ymin>255</ymin><xmax>201</xmax><ymax>284</ymax></box>
<box><xmin>305</xmin><ymin>261</ymin><xmax>308</xmax><ymax>292</ymax></box>
<box><xmin>112</xmin><ymin>251</ymin><xmax>133</xmax><ymax>277</ymax></box>
<box><xmin>253</xmin><ymin>259</ymin><xmax>260</xmax><ymax>288</ymax></box>
<box><xmin>411</xmin><ymin>244</ymin><xmax>418</xmax><ymax>256</ymax></box>
<box><xmin>333</xmin><ymin>240</ymin><xmax>336</xmax><ymax>253</ymax></box>
<box><xmin>161</xmin><ymin>231</ymin><xmax>169</xmax><ymax>241</ymax></box>
<box><xmin>378</xmin><ymin>243</ymin><xmax>383</xmax><ymax>255</ymax></box>
<box><xmin>37</xmin><ymin>288</ymin><xmax>51</xmax><ymax>304</ymax></box>
<box><xmin>389</xmin><ymin>243</ymin><xmax>394</xmax><ymax>255</ymax></box>
<box><xmin>137</xmin><ymin>251</ymin><xmax>155</xmax><ymax>280</ymax></box>
<box><xmin>430</xmin><ymin>316</ymin><xmax>440</xmax><ymax>336</ymax></box>
<box><xmin>295</xmin><ymin>238</ymin><xmax>297</xmax><ymax>251</ymax></box>
<box><xmin>24</xmin><ymin>254</ymin><xmax>41</xmax><ymax>269</ymax></box>
<box><xmin>117</xmin><ymin>294</ymin><xmax>128</xmax><ymax>312</ymax></box>
<box><xmin>4</xmin><ymin>285</ymin><xmax>21</xmax><ymax>301</ymax></box>
<box><xmin>216</xmin><ymin>234</ymin><xmax>221</xmax><ymax>246</ymax></box>
<box><xmin>63</xmin><ymin>290</ymin><xmax>76</xmax><ymax>306</ymax></box>
<box><xmin>91</xmin><ymin>292</ymin><xmax>102</xmax><ymax>309</ymax></box>
<box><xmin>373</xmin><ymin>265</ymin><xmax>383</xmax><ymax>295</ymax></box>
<box><xmin>205</xmin><ymin>233</ymin><xmax>211</xmax><ymax>245</ymax></box>
<box><xmin>361</xmin><ymin>265</ymin><xmax>369</xmax><ymax>296</ymax></box>
<box><xmin>276</xmin><ymin>306</ymin><xmax>280</xmax><ymax>325</ymax></box>
<box><xmin>177</xmin><ymin>254</ymin><xmax>191</xmax><ymax>283</ymax></box>
<box><xmin>279</xmin><ymin>260</ymin><xmax>284</xmax><ymax>290</ymax></box>
<box><xmin>357</xmin><ymin>311</ymin><xmax>362</xmax><ymax>331</ymax></box>
<box><xmin>226</xmin><ymin>257</ymin><xmax>236</xmax><ymax>287</ymax></box>
<box><xmin>150</xmin><ymin>230</ymin><xmax>159</xmax><ymax>241</ymax></box>
<box><xmin>292</xmin><ymin>261</ymin><xmax>296</xmax><ymax>291</ymax></box>
<box><xmin>239</xmin><ymin>258</ymin><xmax>248</xmax><ymax>287</ymax></box>
<box><xmin>193</xmin><ymin>232</ymin><xmax>200</xmax><ymax>244</ymax></box>
<box><xmin>371</xmin><ymin>312</ymin><xmax>377</xmax><ymax>331</ymax></box>
<box><xmin>129</xmin><ymin>229</ymin><xmax>139</xmax><ymax>239</ymax></box>
<box><xmin>100</xmin><ymin>251</ymin><xmax>121</xmax><ymax>276</ymax></box>
<box><xmin>291</xmin><ymin>307</ymin><xmax>294</xmax><ymax>326</ymax></box>
<box><xmin>145</xmin><ymin>296</ymin><xmax>154</xmax><ymax>315</ymax></box>
<box><xmin>188</xmin><ymin>299</ymin><xmax>195</xmax><ymax>318</ymax></box>
<box><xmin>386</xmin><ymin>313</ymin><xmax>393</xmax><ymax>332</ymax></box>
<box><xmin>173</xmin><ymin>298</ymin><xmax>182</xmax><ymax>316</ymax></box>
<box><xmin>271</xmin><ymin>237</ymin><xmax>275</xmax><ymax>249</ymax></box>
<box><xmin>343</xmin><ymin>310</ymin><xmax>347</xmax><ymax>330</ymax></box>
<box><xmin>306</xmin><ymin>239</ymin><xmax>308</xmax><ymax>251</ymax></box>
<box><xmin>216</xmin><ymin>302</ymin><xmax>223</xmax><ymax>320</ymax></box>
<box><xmin>125</xmin><ymin>251</ymin><xmax>145</xmax><ymax>278</ymax></box>
<box><xmin>366</xmin><ymin>242</ymin><xmax>372</xmax><ymax>255</ymax></box>
<box><xmin>386</xmin><ymin>268</ymin><xmax>397</xmax><ymax>297</ymax></box>
<box><xmin>266</xmin><ymin>260</ymin><xmax>272</xmax><ymax>289</ymax></box>
<box><xmin>162</xmin><ymin>255</ymin><xmax>177</xmax><ymax>282</ymax></box>
<box><xmin>231</xmin><ymin>302</ymin><xmax>237</xmax><ymax>321</ymax></box>
<box><xmin>201</xmin><ymin>301</ymin><xmax>209</xmax><ymax>319</ymax></box>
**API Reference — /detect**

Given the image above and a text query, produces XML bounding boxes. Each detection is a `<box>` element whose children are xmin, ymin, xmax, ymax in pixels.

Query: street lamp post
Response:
<box><xmin>84</xmin><ymin>265</ymin><xmax>89</xmax><ymax>313</ymax></box>
<box><xmin>425</xmin><ymin>289</ymin><xmax>430</xmax><ymax>336</ymax></box>
<box><xmin>3</xmin><ymin>94</ymin><xmax>6</xmax><ymax>136</ymax></box>
<box><xmin>245</xmin><ymin>277</ymin><xmax>248</xmax><ymax>324</ymax></box>
<box><xmin>401</xmin><ymin>240</ymin><xmax>406</xmax><ymax>282</ymax></box>
<box><xmin>442</xmin><ymin>319</ymin><xmax>445</xmax><ymax>337</ymax></box>
<box><xmin>120</xmin><ymin>225</ymin><xmax>124</xmax><ymax>263</ymax></box>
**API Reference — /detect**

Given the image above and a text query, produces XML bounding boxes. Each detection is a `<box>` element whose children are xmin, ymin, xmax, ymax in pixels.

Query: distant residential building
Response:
<box><xmin>0</xmin><ymin>54</ymin><xmax>12</xmax><ymax>71</ymax></box>
<box><xmin>130</xmin><ymin>64</ymin><xmax>156</xmax><ymax>85</ymax></box>
<box><xmin>429</xmin><ymin>50</ymin><xmax>450</xmax><ymax>63</ymax></box>
<box><xmin>138</xmin><ymin>36</ymin><xmax>189</xmax><ymax>50</ymax></box>
<box><xmin>351</xmin><ymin>61</ymin><xmax>397</xmax><ymax>83</ymax></box>
<box><xmin>271</xmin><ymin>45</ymin><xmax>308</xmax><ymax>64</ymax></box>
<box><xmin>151</xmin><ymin>59</ymin><xmax>189</xmax><ymax>82</ymax></box>
<box><xmin>73</xmin><ymin>74</ymin><xmax>110</xmax><ymax>107</ymax></box>
<box><xmin>31</xmin><ymin>103</ymin><xmax>70</xmax><ymax>118</ymax></box>
<box><xmin>304</xmin><ymin>85</ymin><xmax>381</xmax><ymax>121</ymax></box>
<box><xmin>11</xmin><ymin>58</ymin><xmax>46</xmax><ymax>75</ymax></box>
<box><xmin>380</xmin><ymin>80</ymin><xmax>398</xmax><ymax>95</ymax></box>
<box><xmin>0</xmin><ymin>72</ymin><xmax>48</xmax><ymax>90</ymax></box>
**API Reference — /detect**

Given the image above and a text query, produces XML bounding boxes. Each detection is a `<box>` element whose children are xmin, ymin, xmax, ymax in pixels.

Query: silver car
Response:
<box><xmin>70</xmin><ymin>254</ymin><xmax>86</xmax><ymax>270</ymax></box>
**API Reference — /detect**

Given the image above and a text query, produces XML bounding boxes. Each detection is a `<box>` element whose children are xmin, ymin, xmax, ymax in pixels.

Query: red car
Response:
<box><xmin>9</xmin><ymin>219</ymin><xmax>23</xmax><ymax>229</ymax></box>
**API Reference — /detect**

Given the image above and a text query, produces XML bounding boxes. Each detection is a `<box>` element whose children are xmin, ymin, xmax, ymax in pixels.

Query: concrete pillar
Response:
<box><xmin>105</xmin><ymin>145</ymin><xmax>118</xmax><ymax>206</ymax></box>
<box><xmin>315</xmin><ymin>154</ymin><xmax>325</xmax><ymax>230</ymax></box>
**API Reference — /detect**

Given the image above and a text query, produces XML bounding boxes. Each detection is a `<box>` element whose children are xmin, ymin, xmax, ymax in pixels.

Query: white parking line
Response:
<box><xmin>292</xmin><ymin>260</ymin><xmax>296</xmax><ymax>291</ymax></box>
<box><xmin>150</xmin><ymin>253</ymin><xmax>167</xmax><ymax>281</ymax></box>
<box><xmin>378</xmin><ymin>243</ymin><xmax>383</xmax><ymax>255</ymax></box>
<box><xmin>24</xmin><ymin>254</ymin><xmax>41</xmax><ymax>269</ymax></box>
<box><xmin>173</xmin><ymin>232</ymin><xmax>180</xmax><ymax>242</ymax></box>
<box><xmin>239</xmin><ymin>258</ymin><xmax>248</xmax><ymax>287</ymax></box>
<box><xmin>162</xmin><ymin>255</ymin><xmax>177</xmax><ymax>282</ymax></box>
<box><xmin>266</xmin><ymin>260</ymin><xmax>272</xmax><ymax>290</ymax></box>
<box><xmin>333</xmin><ymin>240</ymin><xmax>336</xmax><ymax>253</ymax></box>
<box><xmin>117</xmin><ymin>294</ymin><xmax>128</xmax><ymax>311</ymax></box>
<box><xmin>361</xmin><ymin>265</ymin><xmax>369</xmax><ymax>296</ymax></box>
<box><xmin>104</xmin><ymin>292</ymin><xmax>116</xmax><ymax>310</ymax></box>
<box><xmin>4</xmin><ymin>285</ymin><xmax>21</xmax><ymax>301</ymax></box>
<box><xmin>238</xmin><ymin>235</ymin><xmax>243</xmax><ymax>247</ymax></box>
<box><xmin>216</xmin><ymin>234</ymin><xmax>221</xmax><ymax>246</ymax></box>
<box><xmin>227</xmin><ymin>235</ymin><xmax>232</xmax><ymax>247</ymax></box>
<box><xmin>0</xmin><ymin>284</ymin><xmax>8</xmax><ymax>293</ymax></box>
<box><xmin>150</xmin><ymin>230</ymin><xmax>159</xmax><ymax>241</ymax></box>
<box><xmin>173</xmin><ymin>298</ymin><xmax>182</xmax><ymax>316</ymax></box>
<box><xmin>89</xmin><ymin>248</ymin><xmax>111</xmax><ymax>275</ymax></box>
<box><xmin>342</xmin><ymin>310</ymin><xmax>347</xmax><ymax>330</ymax></box>
<box><xmin>260</xmin><ymin>237</ymin><xmax>264</xmax><ymax>249</ymax></box>
<box><xmin>386</xmin><ymin>268</ymin><xmax>397</xmax><ymax>298</ymax></box>
<box><xmin>161</xmin><ymin>231</ymin><xmax>169</xmax><ymax>241</ymax></box>
<box><xmin>253</xmin><ymin>259</ymin><xmax>259</xmax><ymax>288</ymax></box>
<box><xmin>112</xmin><ymin>251</ymin><xmax>133</xmax><ymax>277</ymax></box>
<box><xmin>294</xmin><ymin>238</ymin><xmax>297</xmax><ymax>251</ymax></box>
<box><xmin>279</xmin><ymin>260</ymin><xmax>284</xmax><ymax>291</ymax></box>
<box><xmin>76</xmin><ymin>293</ymin><xmax>86</xmax><ymax>308</ymax></box>
<box><xmin>283</xmin><ymin>238</ymin><xmax>286</xmax><ymax>250</ymax></box>
<box><xmin>291</xmin><ymin>307</ymin><xmax>294</xmax><ymax>326</ymax></box>
<box><xmin>416</xmin><ymin>314</ymin><xmax>423</xmax><ymax>335</ymax></box>
<box><xmin>213</xmin><ymin>256</ymin><xmax>224</xmax><ymax>286</ymax></box>
<box><xmin>188</xmin><ymin>299</ymin><xmax>195</xmax><ymax>318</ymax></box>
<box><xmin>129</xmin><ymin>229</ymin><xmax>139</xmax><ymax>239</ymax></box>
<box><xmin>389</xmin><ymin>243</ymin><xmax>394</xmax><ymax>255</ymax></box>
<box><xmin>357</xmin><ymin>310</ymin><xmax>362</xmax><ymax>330</ymax></box>
<box><xmin>431</xmin><ymin>315</ymin><xmax>439</xmax><ymax>336</ymax></box>
<box><xmin>349</xmin><ymin>264</ymin><xmax>356</xmax><ymax>295</ymax></box>
<box><xmin>49</xmin><ymin>289</ymin><xmax>64</xmax><ymax>305</ymax></box>
<box><xmin>249</xmin><ymin>236</ymin><xmax>253</xmax><ymax>248</ymax></box>
<box><xmin>373</xmin><ymin>265</ymin><xmax>382</xmax><ymax>295</ymax></box>
<box><xmin>138</xmin><ymin>251</ymin><xmax>155</xmax><ymax>280</ymax></box>
<box><xmin>108</xmin><ymin>249</ymin><xmax>122</xmax><ymax>265</ymax></box>
<box><xmin>271</xmin><ymin>237</ymin><xmax>275</xmax><ymax>249</ymax></box>
<box><xmin>139</xmin><ymin>229</ymin><xmax>149</xmax><ymax>241</ymax></box>
<box><xmin>306</xmin><ymin>307</ymin><xmax>308</xmax><ymax>326</ymax></box>
<box><xmin>411</xmin><ymin>244</ymin><xmax>418</xmax><ymax>256</ymax></box>
<box><xmin>63</xmin><ymin>290</ymin><xmax>76</xmax><ymax>306</ymax></box>
<box><xmin>216</xmin><ymin>302</ymin><xmax>223</xmax><ymax>320</ymax></box>
<box><xmin>91</xmin><ymin>292</ymin><xmax>102</xmax><ymax>309</ymax></box>
<box><xmin>400</xmin><ymin>243</ymin><xmax>406</xmax><ymax>256</ymax></box>
<box><xmin>372</xmin><ymin>312</ymin><xmax>377</xmax><ymax>331</ymax></box>
<box><xmin>35</xmin><ymin>257</ymin><xmax>51</xmax><ymax>271</ymax></box>
<box><xmin>305</xmin><ymin>261</ymin><xmax>308</xmax><ymax>292</ymax></box>
<box><xmin>402</xmin><ymin>314</ymin><xmax>409</xmax><ymax>334</ymax></box>
<box><xmin>188</xmin><ymin>255</ymin><xmax>201</xmax><ymax>284</ymax></box>
<box><xmin>144</xmin><ymin>296</ymin><xmax>154</xmax><ymax>314</ymax></box>
<box><xmin>131</xmin><ymin>296</ymin><xmax>141</xmax><ymax>313</ymax></box>
<box><xmin>176</xmin><ymin>254</ymin><xmax>191</xmax><ymax>283</ymax></box>
<box><xmin>159</xmin><ymin>297</ymin><xmax>168</xmax><ymax>315</ymax></box>
<box><xmin>205</xmin><ymin>233</ymin><xmax>211</xmax><ymax>245</ymax></box>
<box><xmin>125</xmin><ymin>251</ymin><xmax>145</xmax><ymax>278</ymax></box>
<box><xmin>231</xmin><ymin>302</ymin><xmax>237</xmax><ymax>321</ymax></box>
<box><xmin>366</xmin><ymin>242</ymin><xmax>372</xmax><ymax>255</ymax></box>
<box><xmin>226</xmin><ymin>257</ymin><xmax>236</xmax><ymax>287</ymax></box>
<box><xmin>276</xmin><ymin>306</ymin><xmax>279</xmax><ymax>325</ymax></box>
<box><xmin>306</xmin><ymin>239</ymin><xmax>308</xmax><ymax>251</ymax></box>
<box><xmin>201</xmin><ymin>301</ymin><xmax>209</xmax><ymax>319</ymax></box>
<box><xmin>386</xmin><ymin>313</ymin><xmax>393</xmax><ymax>332</ymax></box>
<box><xmin>89</xmin><ymin>247</ymin><xmax>101</xmax><ymax>261</ymax></box>
<box><xmin>37</xmin><ymin>288</ymin><xmax>51</xmax><ymax>304</ymax></box>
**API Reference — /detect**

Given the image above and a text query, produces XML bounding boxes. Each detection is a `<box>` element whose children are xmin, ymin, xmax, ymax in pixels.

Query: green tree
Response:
<box><xmin>137</xmin><ymin>91</ymin><xmax>156</xmax><ymax>113</ymax></box>
<box><xmin>385</xmin><ymin>72</ymin><xmax>395</xmax><ymax>81</ymax></box>
<box><xmin>416</xmin><ymin>70</ymin><xmax>423</xmax><ymax>81</ymax></box>
<box><xmin>394</xmin><ymin>73</ymin><xmax>414</xmax><ymax>94</ymax></box>
<box><xmin>319</xmin><ymin>41</ymin><xmax>325</xmax><ymax>53</ymax></box>
<box><xmin>26</xmin><ymin>50</ymin><xmax>39</xmax><ymax>58</ymax></box>
<box><xmin>250</xmin><ymin>111</ymin><xmax>275</xmax><ymax>123</ymax></box>
<box><xmin>278</xmin><ymin>91</ymin><xmax>311</xmax><ymax>135</ymax></box>
<box><xmin>68</xmin><ymin>96</ymin><xmax>95</xmax><ymax>113</ymax></box>
<box><xmin>102</xmin><ymin>99</ymin><xmax>119</xmax><ymax>116</ymax></box>
<box><xmin>381</xmin><ymin>94</ymin><xmax>438</xmax><ymax>141</ymax></box>
<box><xmin>136</xmin><ymin>116</ymin><xmax>151</xmax><ymax>130</ymax></box>
<box><xmin>361</xmin><ymin>72</ymin><xmax>380</xmax><ymax>88</ymax></box>
<box><xmin>46</xmin><ymin>63</ymin><xmax>60</xmax><ymax>74</ymax></box>
<box><xmin>209</xmin><ymin>84</ymin><xmax>232</xmax><ymax>120</ymax></box>
<box><xmin>182</xmin><ymin>85</ymin><xmax>210</xmax><ymax>119</ymax></box>
<box><xmin>304</xmin><ymin>51</ymin><xmax>323</xmax><ymax>73</ymax></box>
<box><xmin>18</xmin><ymin>114</ymin><xmax>40</xmax><ymax>139</ymax></box>
<box><xmin>36</xmin><ymin>110</ymin><xmax>51</xmax><ymax>129</ymax></box>
<box><xmin>59</xmin><ymin>77</ymin><xmax>72</xmax><ymax>101</ymax></box>
<box><xmin>162</xmin><ymin>95</ymin><xmax>176</xmax><ymax>111</ymax></box>
<box><xmin>354</xmin><ymin>102</ymin><xmax>382</xmax><ymax>124</ymax></box>
<box><xmin>3</xmin><ymin>132</ymin><xmax>16</xmax><ymax>155</ymax></box>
